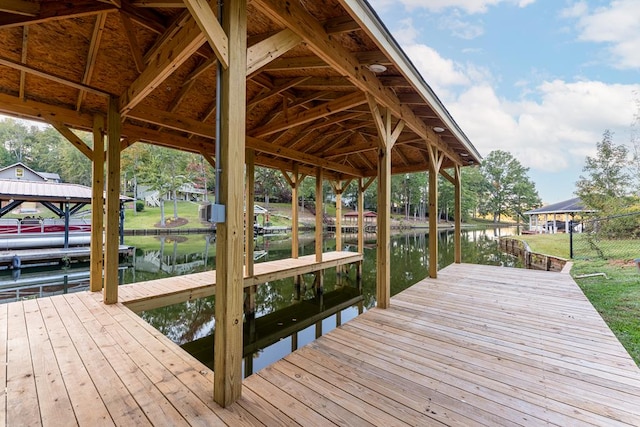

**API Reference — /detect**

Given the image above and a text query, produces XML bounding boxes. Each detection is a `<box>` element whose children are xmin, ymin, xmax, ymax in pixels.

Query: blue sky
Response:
<box><xmin>370</xmin><ymin>0</ymin><xmax>640</xmax><ymax>203</ymax></box>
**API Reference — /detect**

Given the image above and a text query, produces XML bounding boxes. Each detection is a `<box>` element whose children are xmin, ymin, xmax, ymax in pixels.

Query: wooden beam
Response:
<box><xmin>120</xmin><ymin>13</ymin><xmax>206</xmax><ymax>114</ymax></box>
<box><xmin>0</xmin><ymin>1</ymin><xmax>40</xmax><ymax>16</ymax></box>
<box><xmin>247</xmin><ymin>136</ymin><xmax>363</xmax><ymax>177</ymax></box>
<box><xmin>376</xmin><ymin>139</ymin><xmax>391</xmax><ymax>308</ymax></box>
<box><xmin>0</xmin><ymin>93</ymin><xmax>93</xmax><ymax>129</ymax></box>
<box><xmin>77</xmin><ymin>12</ymin><xmax>108</xmax><ymax>111</ymax></box>
<box><xmin>18</xmin><ymin>26</ymin><xmax>29</xmax><ymax>100</ymax></box>
<box><xmin>0</xmin><ymin>56</ymin><xmax>111</xmax><ymax>98</ymax></box>
<box><xmin>245</xmin><ymin>149</ymin><xmax>255</xmax><ymax>277</ymax></box>
<box><xmin>252</xmin><ymin>0</ymin><xmax>462</xmax><ymax>165</ymax></box>
<box><xmin>315</xmin><ymin>167</ymin><xmax>323</xmax><ymax>263</ymax></box>
<box><xmin>120</xmin><ymin>13</ymin><xmax>145</xmax><ymax>74</ymax></box>
<box><xmin>428</xmin><ymin>147</ymin><xmax>439</xmax><ymax>279</ymax></box>
<box><xmin>131</xmin><ymin>0</ymin><xmax>185</xmax><ymax>6</ymax></box>
<box><xmin>127</xmin><ymin>106</ymin><xmax>214</xmax><ymax>138</ymax></box>
<box><xmin>290</xmin><ymin>164</ymin><xmax>300</xmax><ymax>259</ymax></box>
<box><xmin>247</xmin><ymin>28</ymin><xmax>301</xmax><ymax>76</ymax></box>
<box><xmin>104</xmin><ymin>97</ymin><xmax>121</xmax><ymax>304</ymax></box>
<box><xmin>325</xmin><ymin>140</ymin><xmax>376</xmax><ymax>158</ymax></box>
<box><xmin>214</xmin><ymin>0</ymin><xmax>246</xmax><ymax>407</ymax></box>
<box><xmin>247</xmin><ymin>76</ymin><xmax>310</xmax><ymax>108</ymax></box>
<box><xmin>50</xmin><ymin>121</ymin><xmax>94</xmax><ymax>161</ymax></box>
<box><xmin>0</xmin><ymin>1</ymin><xmax>115</xmax><ymax>29</ymax></box>
<box><xmin>90</xmin><ymin>115</ymin><xmax>105</xmax><ymax>292</ymax></box>
<box><xmin>251</xmin><ymin>91</ymin><xmax>366</xmax><ymax>138</ymax></box>
<box><xmin>440</xmin><ymin>168</ymin><xmax>455</xmax><ymax>184</ymax></box>
<box><xmin>183</xmin><ymin>0</ymin><xmax>229</xmax><ymax>69</ymax></box>
<box><xmin>454</xmin><ymin>164</ymin><xmax>462</xmax><ymax>264</ymax></box>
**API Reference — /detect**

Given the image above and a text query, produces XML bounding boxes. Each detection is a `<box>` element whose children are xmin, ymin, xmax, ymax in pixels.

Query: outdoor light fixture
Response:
<box><xmin>460</xmin><ymin>153</ymin><xmax>469</xmax><ymax>157</ymax></box>
<box><xmin>368</xmin><ymin>64</ymin><xmax>387</xmax><ymax>73</ymax></box>
<box><xmin>433</xmin><ymin>126</ymin><xmax>445</xmax><ymax>133</ymax></box>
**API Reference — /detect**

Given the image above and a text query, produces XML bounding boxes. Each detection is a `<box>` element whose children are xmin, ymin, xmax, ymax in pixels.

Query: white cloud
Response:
<box><xmin>370</xmin><ymin>0</ymin><xmax>534</xmax><ymax>14</ymax></box>
<box><xmin>563</xmin><ymin>0</ymin><xmax>640</xmax><ymax>69</ymax></box>
<box><xmin>449</xmin><ymin>80</ymin><xmax>639</xmax><ymax>172</ymax></box>
<box><xmin>438</xmin><ymin>14</ymin><xmax>485</xmax><ymax>39</ymax></box>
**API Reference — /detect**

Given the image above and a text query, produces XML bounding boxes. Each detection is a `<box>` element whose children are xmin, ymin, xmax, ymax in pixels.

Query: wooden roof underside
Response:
<box><xmin>0</xmin><ymin>0</ymin><xmax>481</xmax><ymax>181</ymax></box>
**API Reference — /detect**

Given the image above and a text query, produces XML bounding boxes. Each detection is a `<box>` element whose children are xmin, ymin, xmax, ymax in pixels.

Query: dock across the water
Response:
<box><xmin>0</xmin><ymin>245</ymin><xmax>133</xmax><ymax>270</ymax></box>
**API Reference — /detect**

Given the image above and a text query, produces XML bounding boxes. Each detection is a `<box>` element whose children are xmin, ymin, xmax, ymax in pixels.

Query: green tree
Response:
<box><xmin>480</xmin><ymin>150</ymin><xmax>541</xmax><ymax>222</ymax></box>
<box><xmin>0</xmin><ymin>118</ymin><xmax>37</xmax><ymax>164</ymax></box>
<box><xmin>576</xmin><ymin>130</ymin><xmax>632</xmax><ymax>213</ymax></box>
<box><xmin>255</xmin><ymin>167</ymin><xmax>288</xmax><ymax>207</ymax></box>
<box><xmin>138</xmin><ymin>145</ymin><xmax>190</xmax><ymax>226</ymax></box>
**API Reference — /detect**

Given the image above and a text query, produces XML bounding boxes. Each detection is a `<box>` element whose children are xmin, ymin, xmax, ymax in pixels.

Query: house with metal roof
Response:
<box><xmin>524</xmin><ymin>197</ymin><xmax>594</xmax><ymax>233</ymax></box>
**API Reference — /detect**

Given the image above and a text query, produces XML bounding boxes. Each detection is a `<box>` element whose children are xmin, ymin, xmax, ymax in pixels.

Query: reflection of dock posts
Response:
<box><xmin>336</xmin><ymin>310</ymin><xmax>342</xmax><ymax>327</ymax></box>
<box><xmin>315</xmin><ymin>319</ymin><xmax>322</xmax><ymax>339</ymax></box>
<box><xmin>244</xmin><ymin>286</ymin><xmax>257</xmax><ymax>342</ymax></box>
<box><xmin>291</xmin><ymin>332</ymin><xmax>298</xmax><ymax>353</ymax></box>
<box><xmin>243</xmin><ymin>355</ymin><xmax>253</xmax><ymax>379</ymax></box>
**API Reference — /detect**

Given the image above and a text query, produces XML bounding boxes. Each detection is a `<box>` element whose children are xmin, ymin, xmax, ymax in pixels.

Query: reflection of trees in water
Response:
<box><xmin>141</xmin><ymin>296</ymin><xmax>215</xmax><ymax>345</ymax></box>
<box><xmin>140</xmin><ymin>228</ymin><xmax>518</xmax><ymax>344</ymax></box>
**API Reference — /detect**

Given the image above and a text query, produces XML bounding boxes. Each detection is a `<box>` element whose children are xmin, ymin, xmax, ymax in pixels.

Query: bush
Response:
<box><xmin>136</xmin><ymin>201</ymin><xmax>145</xmax><ymax>212</ymax></box>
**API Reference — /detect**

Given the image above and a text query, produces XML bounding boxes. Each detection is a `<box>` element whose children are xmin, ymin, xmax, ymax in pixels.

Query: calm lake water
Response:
<box><xmin>0</xmin><ymin>226</ymin><xmax>520</xmax><ymax>376</ymax></box>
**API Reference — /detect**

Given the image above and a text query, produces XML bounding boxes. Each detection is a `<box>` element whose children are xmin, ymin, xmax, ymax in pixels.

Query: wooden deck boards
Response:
<box><xmin>120</xmin><ymin>251</ymin><xmax>363</xmax><ymax>312</ymax></box>
<box><xmin>2</xmin><ymin>262</ymin><xmax>640</xmax><ymax>425</ymax></box>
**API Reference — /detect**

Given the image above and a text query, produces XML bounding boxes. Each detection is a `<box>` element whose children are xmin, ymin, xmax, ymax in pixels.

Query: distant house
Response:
<box><xmin>524</xmin><ymin>197</ymin><xmax>594</xmax><ymax>233</ymax></box>
<box><xmin>0</xmin><ymin>162</ymin><xmax>61</xmax><ymax>183</ymax></box>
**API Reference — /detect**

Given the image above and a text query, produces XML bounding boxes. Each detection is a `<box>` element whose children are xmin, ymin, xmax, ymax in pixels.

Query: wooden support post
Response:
<box><xmin>334</xmin><ymin>181</ymin><xmax>343</xmax><ymax>252</ymax></box>
<box><xmin>368</xmin><ymin>95</ymin><xmax>402</xmax><ymax>309</ymax></box>
<box><xmin>428</xmin><ymin>148</ymin><xmax>439</xmax><ymax>279</ymax></box>
<box><xmin>104</xmin><ymin>97</ymin><xmax>121</xmax><ymax>304</ymax></box>
<box><xmin>214</xmin><ymin>0</ymin><xmax>246</xmax><ymax>407</ymax></box>
<box><xmin>290</xmin><ymin>164</ymin><xmax>303</xmax><ymax>295</ymax></box>
<box><xmin>245</xmin><ymin>148</ymin><xmax>255</xmax><ymax>277</ymax></box>
<box><xmin>291</xmin><ymin>164</ymin><xmax>300</xmax><ymax>259</ymax></box>
<box><xmin>314</xmin><ymin>167</ymin><xmax>324</xmax><ymax>299</ymax></box>
<box><xmin>377</xmin><ymin>141</ymin><xmax>391</xmax><ymax>308</ymax></box>
<box><xmin>357</xmin><ymin>177</ymin><xmax>365</xmax><ymax>284</ymax></box>
<box><xmin>454</xmin><ymin>164</ymin><xmax>462</xmax><ymax>264</ymax></box>
<box><xmin>90</xmin><ymin>115</ymin><xmax>105</xmax><ymax>292</ymax></box>
<box><xmin>315</xmin><ymin>166</ymin><xmax>323</xmax><ymax>262</ymax></box>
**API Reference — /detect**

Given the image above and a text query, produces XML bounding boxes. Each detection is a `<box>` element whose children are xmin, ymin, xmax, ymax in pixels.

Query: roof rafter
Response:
<box><xmin>0</xmin><ymin>1</ymin><xmax>40</xmax><ymax>16</ymax></box>
<box><xmin>250</xmin><ymin>91</ymin><xmax>367</xmax><ymax>138</ymax></box>
<box><xmin>0</xmin><ymin>1</ymin><xmax>115</xmax><ymax>29</ymax></box>
<box><xmin>253</xmin><ymin>0</ymin><xmax>461</xmax><ymax>165</ymax></box>
<box><xmin>119</xmin><ymin>13</ymin><xmax>206</xmax><ymax>114</ymax></box>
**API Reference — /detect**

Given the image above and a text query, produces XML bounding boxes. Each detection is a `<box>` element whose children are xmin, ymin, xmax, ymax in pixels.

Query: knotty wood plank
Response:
<box><xmin>5</xmin><ymin>301</ymin><xmax>41</xmax><ymax>426</ymax></box>
<box><xmin>271</xmin><ymin>358</ymin><xmax>408</xmax><ymax>426</ymax></box>
<box><xmin>243</xmin><ymin>374</ymin><xmax>332</xmax><ymax>426</ymax></box>
<box><xmin>346</xmin><ymin>314</ymin><xmax>640</xmax><ymax>424</ymax></box>
<box><xmin>51</xmin><ymin>296</ymin><xmax>151</xmax><ymax>426</ymax></box>
<box><xmin>22</xmin><ymin>298</ymin><xmax>76</xmax><ymax>426</ymax></box>
<box><xmin>319</xmin><ymin>330</ymin><xmax>605</xmax><ymax>426</ymax></box>
<box><xmin>67</xmin><ymin>294</ymin><xmax>192</xmax><ymax>427</ymax></box>
<box><xmin>0</xmin><ymin>303</ymin><xmax>7</xmax><ymax>427</ymax></box>
<box><xmin>36</xmin><ymin>297</ymin><xmax>114</xmax><ymax>426</ymax></box>
<box><xmin>107</xmin><ymin>303</ymin><xmax>261</xmax><ymax>426</ymax></box>
<box><xmin>258</xmin><ymin>363</ymin><xmax>372</xmax><ymax>426</ymax></box>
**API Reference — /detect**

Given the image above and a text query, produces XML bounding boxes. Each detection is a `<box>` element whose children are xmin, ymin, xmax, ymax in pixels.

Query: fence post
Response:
<box><xmin>569</xmin><ymin>220</ymin><xmax>573</xmax><ymax>259</ymax></box>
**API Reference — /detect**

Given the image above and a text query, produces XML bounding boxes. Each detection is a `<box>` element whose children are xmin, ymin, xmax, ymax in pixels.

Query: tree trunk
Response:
<box><xmin>172</xmin><ymin>189</ymin><xmax>178</xmax><ymax>219</ymax></box>
<box><xmin>160</xmin><ymin>199</ymin><xmax>166</xmax><ymax>227</ymax></box>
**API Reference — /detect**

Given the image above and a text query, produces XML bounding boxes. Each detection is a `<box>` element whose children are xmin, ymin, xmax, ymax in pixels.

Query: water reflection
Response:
<box><xmin>138</xmin><ymin>227</ymin><xmax>520</xmax><ymax>376</ymax></box>
<box><xmin>0</xmin><ymin>226</ymin><xmax>519</xmax><ymax>374</ymax></box>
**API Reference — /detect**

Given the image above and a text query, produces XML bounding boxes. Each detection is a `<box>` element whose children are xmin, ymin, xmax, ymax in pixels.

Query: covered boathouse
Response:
<box><xmin>1</xmin><ymin>1</ymin><xmax>639</xmax><ymax>425</ymax></box>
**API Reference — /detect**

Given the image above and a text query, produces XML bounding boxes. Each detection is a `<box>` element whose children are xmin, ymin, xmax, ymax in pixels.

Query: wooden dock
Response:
<box><xmin>0</xmin><ymin>245</ymin><xmax>132</xmax><ymax>269</ymax></box>
<box><xmin>2</xmin><ymin>263</ymin><xmax>640</xmax><ymax>425</ymax></box>
<box><xmin>120</xmin><ymin>251</ymin><xmax>363</xmax><ymax>312</ymax></box>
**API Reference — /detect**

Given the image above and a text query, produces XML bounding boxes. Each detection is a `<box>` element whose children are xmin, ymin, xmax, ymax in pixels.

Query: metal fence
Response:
<box><xmin>570</xmin><ymin>212</ymin><xmax>640</xmax><ymax>260</ymax></box>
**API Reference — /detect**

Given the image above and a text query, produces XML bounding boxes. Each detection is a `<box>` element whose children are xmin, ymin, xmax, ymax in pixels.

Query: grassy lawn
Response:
<box><xmin>123</xmin><ymin>201</ymin><xmax>205</xmax><ymax>230</ymax></box>
<box><xmin>517</xmin><ymin>234</ymin><xmax>640</xmax><ymax>365</ymax></box>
